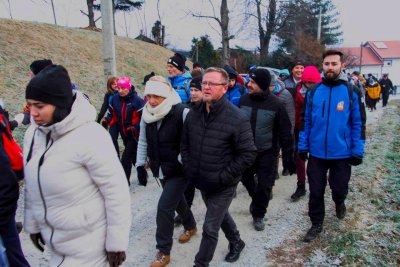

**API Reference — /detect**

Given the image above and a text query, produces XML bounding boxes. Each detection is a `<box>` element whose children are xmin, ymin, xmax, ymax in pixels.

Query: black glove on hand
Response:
<box><xmin>30</xmin><ymin>233</ymin><xmax>45</xmax><ymax>252</ymax></box>
<box><xmin>101</xmin><ymin>119</ymin><xmax>108</xmax><ymax>129</ymax></box>
<box><xmin>107</xmin><ymin>251</ymin><xmax>126</xmax><ymax>267</ymax></box>
<box><xmin>349</xmin><ymin>155</ymin><xmax>363</xmax><ymax>166</ymax></box>
<box><xmin>298</xmin><ymin>152</ymin><xmax>308</xmax><ymax>162</ymax></box>
<box><xmin>136</xmin><ymin>166</ymin><xmax>148</xmax><ymax>186</ymax></box>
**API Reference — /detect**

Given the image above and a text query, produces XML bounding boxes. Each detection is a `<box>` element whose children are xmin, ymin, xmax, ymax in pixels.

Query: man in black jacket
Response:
<box><xmin>379</xmin><ymin>74</ymin><xmax>393</xmax><ymax>107</ymax></box>
<box><xmin>181</xmin><ymin>67</ymin><xmax>256</xmax><ymax>267</ymax></box>
<box><xmin>0</xmin><ymin>106</ymin><xmax>30</xmax><ymax>267</ymax></box>
<box><xmin>239</xmin><ymin>68</ymin><xmax>296</xmax><ymax>231</ymax></box>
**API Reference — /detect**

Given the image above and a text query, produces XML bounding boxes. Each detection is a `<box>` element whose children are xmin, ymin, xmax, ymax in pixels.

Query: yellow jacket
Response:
<box><xmin>367</xmin><ymin>83</ymin><xmax>381</xmax><ymax>99</ymax></box>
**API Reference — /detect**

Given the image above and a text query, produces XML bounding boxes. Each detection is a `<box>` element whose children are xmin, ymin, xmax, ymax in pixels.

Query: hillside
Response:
<box><xmin>0</xmin><ymin>18</ymin><xmax>180</xmax><ymax>115</ymax></box>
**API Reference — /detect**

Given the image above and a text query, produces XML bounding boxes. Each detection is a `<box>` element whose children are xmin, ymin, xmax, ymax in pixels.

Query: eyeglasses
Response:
<box><xmin>201</xmin><ymin>81</ymin><xmax>227</xmax><ymax>87</ymax></box>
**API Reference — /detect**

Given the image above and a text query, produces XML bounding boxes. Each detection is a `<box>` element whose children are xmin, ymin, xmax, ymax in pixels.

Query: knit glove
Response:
<box><xmin>136</xmin><ymin>166</ymin><xmax>148</xmax><ymax>186</ymax></box>
<box><xmin>349</xmin><ymin>155</ymin><xmax>363</xmax><ymax>166</ymax></box>
<box><xmin>107</xmin><ymin>251</ymin><xmax>126</xmax><ymax>267</ymax></box>
<box><xmin>298</xmin><ymin>151</ymin><xmax>308</xmax><ymax>162</ymax></box>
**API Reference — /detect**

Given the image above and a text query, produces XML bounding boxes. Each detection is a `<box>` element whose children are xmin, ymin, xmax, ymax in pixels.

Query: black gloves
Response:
<box><xmin>136</xmin><ymin>166</ymin><xmax>148</xmax><ymax>186</ymax></box>
<box><xmin>298</xmin><ymin>152</ymin><xmax>308</xmax><ymax>161</ymax></box>
<box><xmin>30</xmin><ymin>233</ymin><xmax>45</xmax><ymax>252</ymax></box>
<box><xmin>349</xmin><ymin>155</ymin><xmax>363</xmax><ymax>166</ymax></box>
<box><xmin>101</xmin><ymin>118</ymin><xmax>108</xmax><ymax>129</ymax></box>
<box><xmin>107</xmin><ymin>251</ymin><xmax>126</xmax><ymax>267</ymax></box>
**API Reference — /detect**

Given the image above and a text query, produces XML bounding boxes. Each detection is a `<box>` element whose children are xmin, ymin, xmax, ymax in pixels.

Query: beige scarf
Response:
<box><xmin>142</xmin><ymin>90</ymin><xmax>181</xmax><ymax>123</ymax></box>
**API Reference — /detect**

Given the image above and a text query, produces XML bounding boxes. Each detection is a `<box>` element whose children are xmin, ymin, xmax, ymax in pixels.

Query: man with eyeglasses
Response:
<box><xmin>239</xmin><ymin>68</ymin><xmax>295</xmax><ymax>231</ymax></box>
<box><xmin>181</xmin><ymin>67</ymin><xmax>256</xmax><ymax>267</ymax></box>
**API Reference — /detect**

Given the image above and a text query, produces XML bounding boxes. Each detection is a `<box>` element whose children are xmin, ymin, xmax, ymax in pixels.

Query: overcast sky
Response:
<box><xmin>1</xmin><ymin>0</ymin><xmax>399</xmax><ymax>51</ymax></box>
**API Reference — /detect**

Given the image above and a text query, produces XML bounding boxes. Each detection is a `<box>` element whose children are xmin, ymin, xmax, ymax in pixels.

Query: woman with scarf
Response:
<box><xmin>136</xmin><ymin>76</ymin><xmax>196</xmax><ymax>267</ymax></box>
<box><xmin>23</xmin><ymin>65</ymin><xmax>131</xmax><ymax>266</ymax></box>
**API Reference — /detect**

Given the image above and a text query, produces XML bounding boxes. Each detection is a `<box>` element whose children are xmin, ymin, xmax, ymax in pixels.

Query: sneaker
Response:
<box><xmin>174</xmin><ymin>214</ymin><xmax>182</xmax><ymax>227</ymax></box>
<box><xmin>282</xmin><ymin>168</ymin><xmax>290</xmax><ymax>176</ymax></box>
<box><xmin>303</xmin><ymin>224</ymin><xmax>323</xmax><ymax>242</ymax></box>
<box><xmin>291</xmin><ymin>184</ymin><xmax>306</xmax><ymax>202</ymax></box>
<box><xmin>178</xmin><ymin>227</ymin><xmax>197</xmax><ymax>243</ymax></box>
<box><xmin>253</xmin><ymin>217</ymin><xmax>265</xmax><ymax>231</ymax></box>
<box><xmin>336</xmin><ymin>202</ymin><xmax>346</xmax><ymax>219</ymax></box>
<box><xmin>225</xmin><ymin>239</ymin><xmax>245</xmax><ymax>262</ymax></box>
<box><xmin>150</xmin><ymin>251</ymin><xmax>170</xmax><ymax>267</ymax></box>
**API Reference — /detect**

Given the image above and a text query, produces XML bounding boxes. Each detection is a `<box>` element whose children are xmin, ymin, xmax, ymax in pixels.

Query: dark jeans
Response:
<box><xmin>307</xmin><ymin>156</ymin><xmax>351</xmax><ymax>225</ymax></box>
<box><xmin>156</xmin><ymin>176</ymin><xmax>196</xmax><ymax>255</ymax></box>
<box><xmin>1</xmin><ymin>218</ymin><xmax>30</xmax><ymax>267</ymax></box>
<box><xmin>121</xmin><ymin>137</ymin><xmax>137</xmax><ymax>184</ymax></box>
<box><xmin>241</xmin><ymin>152</ymin><xmax>276</xmax><ymax>219</ymax></box>
<box><xmin>382</xmin><ymin>92</ymin><xmax>389</xmax><ymax>107</ymax></box>
<box><xmin>194</xmin><ymin>186</ymin><xmax>240</xmax><ymax>267</ymax></box>
<box><xmin>184</xmin><ymin>181</ymin><xmax>196</xmax><ymax>208</ymax></box>
<box><xmin>109</xmin><ymin>124</ymin><xmax>120</xmax><ymax>157</ymax></box>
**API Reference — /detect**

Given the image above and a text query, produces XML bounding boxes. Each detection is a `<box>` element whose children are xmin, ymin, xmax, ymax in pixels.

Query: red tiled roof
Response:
<box><xmin>367</xmin><ymin>41</ymin><xmax>400</xmax><ymax>59</ymax></box>
<box><xmin>335</xmin><ymin>47</ymin><xmax>383</xmax><ymax>66</ymax></box>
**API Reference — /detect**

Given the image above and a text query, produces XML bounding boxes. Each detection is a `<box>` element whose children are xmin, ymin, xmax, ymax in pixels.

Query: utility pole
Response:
<box><xmin>7</xmin><ymin>0</ymin><xmax>12</xmax><ymax>19</ymax></box>
<box><xmin>359</xmin><ymin>42</ymin><xmax>364</xmax><ymax>73</ymax></box>
<box><xmin>101</xmin><ymin>0</ymin><xmax>117</xmax><ymax>81</ymax></box>
<box><xmin>196</xmin><ymin>41</ymin><xmax>199</xmax><ymax>62</ymax></box>
<box><xmin>317</xmin><ymin>6</ymin><xmax>322</xmax><ymax>41</ymax></box>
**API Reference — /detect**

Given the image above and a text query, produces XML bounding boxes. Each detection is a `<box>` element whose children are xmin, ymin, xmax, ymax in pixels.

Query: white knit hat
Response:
<box><xmin>144</xmin><ymin>80</ymin><xmax>173</xmax><ymax>98</ymax></box>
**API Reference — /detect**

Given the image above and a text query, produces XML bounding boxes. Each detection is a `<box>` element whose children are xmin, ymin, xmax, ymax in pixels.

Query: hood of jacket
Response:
<box><xmin>31</xmin><ymin>91</ymin><xmax>96</xmax><ymax>140</ymax></box>
<box><xmin>168</xmin><ymin>71</ymin><xmax>192</xmax><ymax>87</ymax></box>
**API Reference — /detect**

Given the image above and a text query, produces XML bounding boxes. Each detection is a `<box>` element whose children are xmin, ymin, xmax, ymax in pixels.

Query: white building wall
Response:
<box><xmin>382</xmin><ymin>59</ymin><xmax>400</xmax><ymax>86</ymax></box>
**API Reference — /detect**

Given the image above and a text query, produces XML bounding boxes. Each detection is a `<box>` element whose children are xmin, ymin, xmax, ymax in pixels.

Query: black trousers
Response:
<box><xmin>241</xmin><ymin>152</ymin><xmax>276</xmax><ymax>219</ymax></box>
<box><xmin>382</xmin><ymin>92</ymin><xmax>390</xmax><ymax>107</ymax></box>
<box><xmin>156</xmin><ymin>176</ymin><xmax>196</xmax><ymax>255</ymax></box>
<box><xmin>1</xmin><ymin>218</ymin><xmax>30</xmax><ymax>267</ymax></box>
<box><xmin>120</xmin><ymin>137</ymin><xmax>137</xmax><ymax>184</ymax></box>
<box><xmin>109</xmin><ymin>124</ymin><xmax>120</xmax><ymax>157</ymax></box>
<box><xmin>194</xmin><ymin>186</ymin><xmax>240</xmax><ymax>267</ymax></box>
<box><xmin>307</xmin><ymin>156</ymin><xmax>351</xmax><ymax>225</ymax></box>
<box><xmin>184</xmin><ymin>181</ymin><xmax>196</xmax><ymax>208</ymax></box>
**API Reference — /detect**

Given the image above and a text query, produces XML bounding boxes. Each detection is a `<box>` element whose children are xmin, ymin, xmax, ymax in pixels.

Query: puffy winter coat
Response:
<box><xmin>283</xmin><ymin>75</ymin><xmax>299</xmax><ymax>101</ymax></box>
<box><xmin>225</xmin><ymin>83</ymin><xmax>247</xmax><ymax>107</ymax></box>
<box><xmin>168</xmin><ymin>71</ymin><xmax>192</xmax><ymax>103</ymax></box>
<box><xmin>271</xmin><ymin>80</ymin><xmax>295</xmax><ymax>134</ymax></box>
<box><xmin>23</xmin><ymin>92</ymin><xmax>131</xmax><ymax>267</ymax></box>
<box><xmin>298</xmin><ymin>74</ymin><xmax>366</xmax><ymax>159</ymax></box>
<box><xmin>181</xmin><ymin>97</ymin><xmax>257</xmax><ymax>193</ymax></box>
<box><xmin>367</xmin><ymin>82</ymin><xmax>381</xmax><ymax>99</ymax></box>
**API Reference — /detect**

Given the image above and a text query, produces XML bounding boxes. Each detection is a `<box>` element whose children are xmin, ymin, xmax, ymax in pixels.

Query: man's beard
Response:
<box><xmin>324</xmin><ymin>70</ymin><xmax>340</xmax><ymax>81</ymax></box>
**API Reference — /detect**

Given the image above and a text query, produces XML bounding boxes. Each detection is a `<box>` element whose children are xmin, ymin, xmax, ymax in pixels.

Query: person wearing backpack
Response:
<box><xmin>167</xmin><ymin>53</ymin><xmax>192</xmax><ymax>103</ymax></box>
<box><xmin>223</xmin><ymin>64</ymin><xmax>248</xmax><ymax>107</ymax></box>
<box><xmin>0</xmin><ymin>103</ymin><xmax>30</xmax><ymax>267</ymax></box>
<box><xmin>298</xmin><ymin>50</ymin><xmax>366</xmax><ymax>243</ymax></box>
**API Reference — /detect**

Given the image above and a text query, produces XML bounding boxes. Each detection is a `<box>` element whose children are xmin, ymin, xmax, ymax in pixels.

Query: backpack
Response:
<box><xmin>0</xmin><ymin>113</ymin><xmax>23</xmax><ymax>174</ymax></box>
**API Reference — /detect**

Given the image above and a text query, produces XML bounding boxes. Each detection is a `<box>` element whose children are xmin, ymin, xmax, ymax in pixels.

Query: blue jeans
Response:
<box><xmin>194</xmin><ymin>186</ymin><xmax>241</xmax><ymax>267</ymax></box>
<box><xmin>1</xmin><ymin>218</ymin><xmax>30</xmax><ymax>267</ymax></box>
<box><xmin>0</xmin><ymin>236</ymin><xmax>9</xmax><ymax>267</ymax></box>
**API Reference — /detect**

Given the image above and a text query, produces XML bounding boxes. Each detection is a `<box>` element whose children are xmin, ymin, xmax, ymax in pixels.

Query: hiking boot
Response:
<box><xmin>178</xmin><ymin>227</ymin><xmax>197</xmax><ymax>243</ymax></box>
<box><xmin>253</xmin><ymin>217</ymin><xmax>265</xmax><ymax>231</ymax></box>
<box><xmin>303</xmin><ymin>224</ymin><xmax>323</xmax><ymax>242</ymax></box>
<box><xmin>291</xmin><ymin>184</ymin><xmax>306</xmax><ymax>202</ymax></box>
<box><xmin>150</xmin><ymin>251</ymin><xmax>170</xmax><ymax>267</ymax></box>
<box><xmin>225</xmin><ymin>239</ymin><xmax>245</xmax><ymax>262</ymax></box>
<box><xmin>174</xmin><ymin>214</ymin><xmax>182</xmax><ymax>227</ymax></box>
<box><xmin>336</xmin><ymin>202</ymin><xmax>346</xmax><ymax>219</ymax></box>
<box><xmin>282</xmin><ymin>168</ymin><xmax>290</xmax><ymax>176</ymax></box>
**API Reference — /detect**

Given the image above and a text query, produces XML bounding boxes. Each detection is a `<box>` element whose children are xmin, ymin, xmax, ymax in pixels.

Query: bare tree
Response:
<box><xmin>191</xmin><ymin>0</ymin><xmax>233</xmax><ymax>64</ymax></box>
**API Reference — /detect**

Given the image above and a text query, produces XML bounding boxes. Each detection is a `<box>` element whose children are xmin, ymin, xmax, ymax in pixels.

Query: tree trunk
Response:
<box><xmin>87</xmin><ymin>0</ymin><xmax>96</xmax><ymax>27</ymax></box>
<box><xmin>220</xmin><ymin>0</ymin><xmax>230</xmax><ymax>64</ymax></box>
<box><xmin>112</xmin><ymin>1</ymin><xmax>117</xmax><ymax>35</ymax></box>
<box><xmin>256</xmin><ymin>0</ymin><xmax>266</xmax><ymax>61</ymax></box>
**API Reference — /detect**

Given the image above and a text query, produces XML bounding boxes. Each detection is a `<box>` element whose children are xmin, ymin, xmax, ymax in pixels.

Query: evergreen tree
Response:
<box><xmin>190</xmin><ymin>35</ymin><xmax>221</xmax><ymax>68</ymax></box>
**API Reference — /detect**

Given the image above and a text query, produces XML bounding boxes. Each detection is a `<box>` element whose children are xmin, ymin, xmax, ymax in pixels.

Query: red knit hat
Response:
<box><xmin>301</xmin><ymin>66</ymin><xmax>322</xmax><ymax>83</ymax></box>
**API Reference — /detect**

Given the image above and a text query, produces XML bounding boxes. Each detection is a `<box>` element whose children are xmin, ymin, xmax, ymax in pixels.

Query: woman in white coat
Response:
<box><xmin>23</xmin><ymin>65</ymin><xmax>131</xmax><ymax>267</ymax></box>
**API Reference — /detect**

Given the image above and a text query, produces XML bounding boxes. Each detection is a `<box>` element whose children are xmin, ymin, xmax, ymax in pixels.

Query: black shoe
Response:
<box><xmin>291</xmin><ymin>184</ymin><xmax>306</xmax><ymax>202</ymax></box>
<box><xmin>336</xmin><ymin>202</ymin><xmax>346</xmax><ymax>219</ymax></box>
<box><xmin>282</xmin><ymin>168</ymin><xmax>290</xmax><ymax>176</ymax></box>
<box><xmin>174</xmin><ymin>214</ymin><xmax>182</xmax><ymax>226</ymax></box>
<box><xmin>253</xmin><ymin>217</ymin><xmax>265</xmax><ymax>231</ymax></box>
<box><xmin>16</xmin><ymin>221</ymin><xmax>23</xmax><ymax>234</ymax></box>
<box><xmin>225</xmin><ymin>239</ymin><xmax>245</xmax><ymax>262</ymax></box>
<box><xmin>303</xmin><ymin>224</ymin><xmax>323</xmax><ymax>242</ymax></box>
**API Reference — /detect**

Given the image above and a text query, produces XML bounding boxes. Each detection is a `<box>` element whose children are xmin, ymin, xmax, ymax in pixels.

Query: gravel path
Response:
<box><xmin>16</xmin><ymin>94</ymin><xmax>400</xmax><ymax>266</ymax></box>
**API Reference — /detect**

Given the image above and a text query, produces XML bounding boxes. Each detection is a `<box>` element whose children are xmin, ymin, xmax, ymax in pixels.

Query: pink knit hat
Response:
<box><xmin>117</xmin><ymin>76</ymin><xmax>132</xmax><ymax>90</ymax></box>
<box><xmin>302</xmin><ymin>66</ymin><xmax>322</xmax><ymax>83</ymax></box>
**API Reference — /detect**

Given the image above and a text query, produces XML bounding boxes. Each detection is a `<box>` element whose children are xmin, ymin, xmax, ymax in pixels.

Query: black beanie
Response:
<box><xmin>249</xmin><ymin>68</ymin><xmax>271</xmax><ymax>91</ymax></box>
<box><xmin>29</xmin><ymin>59</ymin><xmax>53</xmax><ymax>75</ymax></box>
<box><xmin>190</xmin><ymin>75</ymin><xmax>202</xmax><ymax>91</ymax></box>
<box><xmin>290</xmin><ymin>59</ymin><xmax>305</xmax><ymax>71</ymax></box>
<box><xmin>26</xmin><ymin>65</ymin><xmax>73</xmax><ymax>109</ymax></box>
<box><xmin>167</xmin><ymin>53</ymin><xmax>186</xmax><ymax>72</ymax></box>
<box><xmin>223</xmin><ymin>64</ymin><xmax>238</xmax><ymax>80</ymax></box>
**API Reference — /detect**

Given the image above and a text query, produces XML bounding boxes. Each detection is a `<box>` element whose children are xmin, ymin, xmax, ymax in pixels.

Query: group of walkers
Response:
<box><xmin>0</xmin><ymin>49</ymin><xmax>368</xmax><ymax>267</ymax></box>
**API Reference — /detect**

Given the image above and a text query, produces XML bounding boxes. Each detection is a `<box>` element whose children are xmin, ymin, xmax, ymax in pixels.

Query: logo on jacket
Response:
<box><xmin>336</xmin><ymin>101</ymin><xmax>344</xmax><ymax>111</ymax></box>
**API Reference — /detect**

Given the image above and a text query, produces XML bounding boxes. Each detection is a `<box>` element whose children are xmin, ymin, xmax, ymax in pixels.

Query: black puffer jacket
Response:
<box><xmin>181</xmin><ymin>97</ymin><xmax>257</xmax><ymax>193</ymax></box>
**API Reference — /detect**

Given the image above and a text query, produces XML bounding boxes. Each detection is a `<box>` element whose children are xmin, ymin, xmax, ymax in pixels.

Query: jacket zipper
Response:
<box><xmin>121</xmin><ymin>100</ymin><xmax>127</xmax><ymax>136</ymax></box>
<box><xmin>324</xmin><ymin>87</ymin><xmax>332</xmax><ymax>159</ymax></box>
<box><xmin>322</xmin><ymin>101</ymin><xmax>326</xmax><ymax>118</ymax></box>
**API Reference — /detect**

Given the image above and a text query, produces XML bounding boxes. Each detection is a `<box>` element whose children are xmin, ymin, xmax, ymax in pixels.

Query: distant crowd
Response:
<box><xmin>2</xmin><ymin>48</ymin><xmax>395</xmax><ymax>267</ymax></box>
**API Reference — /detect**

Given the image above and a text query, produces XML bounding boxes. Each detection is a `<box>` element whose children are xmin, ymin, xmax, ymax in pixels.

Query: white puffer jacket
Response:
<box><xmin>23</xmin><ymin>92</ymin><xmax>131</xmax><ymax>267</ymax></box>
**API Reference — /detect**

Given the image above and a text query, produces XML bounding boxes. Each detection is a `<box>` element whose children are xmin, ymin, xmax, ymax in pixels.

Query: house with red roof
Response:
<box><xmin>335</xmin><ymin>41</ymin><xmax>400</xmax><ymax>86</ymax></box>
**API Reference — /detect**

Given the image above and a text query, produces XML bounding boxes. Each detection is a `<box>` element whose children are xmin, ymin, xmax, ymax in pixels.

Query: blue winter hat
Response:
<box><xmin>279</xmin><ymin>69</ymin><xmax>290</xmax><ymax>76</ymax></box>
